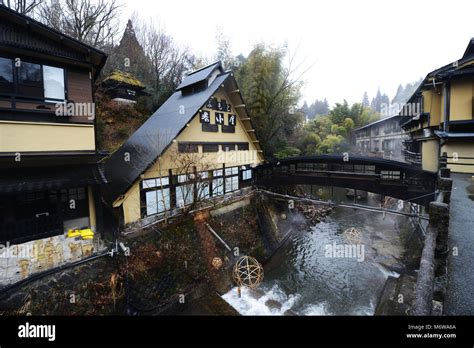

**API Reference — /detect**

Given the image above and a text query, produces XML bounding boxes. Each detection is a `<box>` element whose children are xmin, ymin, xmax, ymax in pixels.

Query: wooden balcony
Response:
<box><xmin>402</xmin><ymin>149</ymin><xmax>422</xmax><ymax>166</ymax></box>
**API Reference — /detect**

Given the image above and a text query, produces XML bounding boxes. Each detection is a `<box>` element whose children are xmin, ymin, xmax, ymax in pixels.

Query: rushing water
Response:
<box><xmin>223</xmin><ymin>192</ymin><xmax>416</xmax><ymax>316</ymax></box>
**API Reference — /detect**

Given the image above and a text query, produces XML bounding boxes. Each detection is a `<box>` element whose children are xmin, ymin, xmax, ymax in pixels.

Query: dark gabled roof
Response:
<box><xmin>0</xmin><ymin>5</ymin><xmax>107</xmax><ymax>77</ymax></box>
<box><xmin>176</xmin><ymin>61</ymin><xmax>223</xmax><ymax>91</ymax></box>
<box><xmin>104</xmin><ymin>71</ymin><xmax>232</xmax><ymax>204</ymax></box>
<box><xmin>462</xmin><ymin>38</ymin><xmax>474</xmax><ymax>59</ymax></box>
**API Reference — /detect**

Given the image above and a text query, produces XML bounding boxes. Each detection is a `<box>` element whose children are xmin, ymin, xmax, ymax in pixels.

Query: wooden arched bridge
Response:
<box><xmin>254</xmin><ymin>155</ymin><xmax>437</xmax><ymax>205</ymax></box>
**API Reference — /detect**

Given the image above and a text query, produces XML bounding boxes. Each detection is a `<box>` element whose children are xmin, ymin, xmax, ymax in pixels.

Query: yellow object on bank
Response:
<box><xmin>67</xmin><ymin>228</ymin><xmax>94</xmax><ymax>240</ymax></box>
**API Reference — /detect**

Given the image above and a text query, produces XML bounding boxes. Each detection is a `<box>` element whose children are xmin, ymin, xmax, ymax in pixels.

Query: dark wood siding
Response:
<box><xmin>68</xmin><ymin>69</ymin><xmax>93</xmax><ymax>104</ymax></box>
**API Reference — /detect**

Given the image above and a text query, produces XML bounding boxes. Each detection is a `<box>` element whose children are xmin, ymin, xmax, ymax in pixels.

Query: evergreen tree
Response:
<box><xmin>370</xmin><ymin>88</ymin><xmax>390</xmax><ymax>114</ymax></box>
<box><xmin>362</xmin><ymin>92</ymin><xmax>370</xmax><ymax>107</ymax></box>
<box><xmin>108</xmin><ymin>20</ymin><xmax>149</xmax><ymax>82</ymax></box>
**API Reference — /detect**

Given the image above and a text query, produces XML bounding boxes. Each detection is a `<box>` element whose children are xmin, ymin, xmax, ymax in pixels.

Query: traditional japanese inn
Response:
<box><xmin>104</xmin><ymin>62</ymin><xmax>264</xmax><ymax>228</ymax></box>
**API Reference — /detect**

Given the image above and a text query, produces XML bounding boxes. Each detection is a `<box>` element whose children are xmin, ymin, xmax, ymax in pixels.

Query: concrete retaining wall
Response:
<box><xmin>0</xmin><ymin>234</ymin><xmax>102</xmax><ymax>286</ymax></box>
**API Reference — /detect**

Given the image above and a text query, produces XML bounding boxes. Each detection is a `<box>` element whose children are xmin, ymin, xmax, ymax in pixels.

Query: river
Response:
<box><xmin>222</xmin><ymin>191</ymin><xmax>420</xmax><ymax>315</ymax></box>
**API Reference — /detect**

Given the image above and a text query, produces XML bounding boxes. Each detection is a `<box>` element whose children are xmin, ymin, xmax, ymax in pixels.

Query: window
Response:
<box><xmin>197</xmin><ymin>182</ymin><xmax>210</xmax><ymax>200</ymax></box>
<box><xmin>196</xmin><ymin>171</ymin><xmax>211</xmax><ymax>200</ymax></box>
<box><xmin>238</xmin><ymin>143</ymin><xmax>249</xmax><ymax>151</ymax></box>
<box><xmin>242</xmin><ymin>169</ymin><xmax>252</xmax><ymax>181</ymax></box>
<box><xmin>141</xmin><ymin>177</ymin><xmax>171</xmax><ymax>216</ymax></box>
<box><xmin>212</xmin><ymin>169</ymin><xmax>224</xmax><ymax>197</ymax></box>
<box><xmin>176</xmin><ymin>184</ymin><xmax>194</xmax><ymax>207</ymax></box>
<box><xmin>197</xmin><ymin>171</ymin><xmax>209</xmax><ymax>180</ymax></box>
<box><xmin>225</xmin><ymin>167</ymin><xmax>238</xmax><ymax>176</ymax></box>
<box><xmin>224</xmin><ymin>166</ymin><xmax>239</xmax><ymax>193</ymax></box>
<box><xmin>222</xmin><ymin>144</ymin><xmax>236</xmax><ymax>152</ymax></box>
<box><xmin>43</xmin><ymin>65</ymin><xmax>65</xmax><ymax>102</ymax></box>
<box><xmin>178</xmin><ymin>174</ymin><xmax>195</xmax><ymax>183</ymax></box>
<box><xmin>0</xmin><ymin>57</ymin><xmax>66</xmax><ymax>102</ymax></box>
<box><xmin>382</xmin><ymin>140</ymin><xmax>392</xmax><ymax>151</ymax></box>
<box><xmin>18</xmin><ymin>62</ymin><xmax>43</xmax><ymax>97</ymax></box>
<box><xmin>0</xmin><ymin>57</ymin><xmax>13</xmax><ymax>93</ymax></box>
<box><xmin>178</xmin><ymin>143</ymin><xmax>199</xmax><ymax>153</ymax></box>
<box><xmin>225</xmin><ymin>176</ymin><xmax>239</xmax><ymax>193</ymax></box>
<box><xmin>61</xmin><ymin>187</ymin><xmax>87</xmax><ymax>202</ymax></box>
<box><xmin>203</xmin><ymin>144</ymin><xmax>219</xmax><ymax>152</ymax></box>
<box><xmin>146</xmin><ymin>188</ymin><xmax>170</xmax><ymax>215</ymax></box>
<box><xmin>212</xmin><ymin>178</ymin><xmax>224</xmax><ymax>196</ymax></box>
<box><xmin>381</xmin><ymin>171</ymin><xmax>401</xmax><ymax>180</ymax></box>
<box><xmin>60</xmin><ymin>187</ymin><xmax>88</xmax><ymax>220</ymax></box>
<box><xmin>143</xmin><ymin>177</ymin><xmax>169</xmax><ymax>188</ymax></box>
<box><xmin>373</xmin><ymin>140</ymin><xmax>380</xmax><ymax>152</ymax></box>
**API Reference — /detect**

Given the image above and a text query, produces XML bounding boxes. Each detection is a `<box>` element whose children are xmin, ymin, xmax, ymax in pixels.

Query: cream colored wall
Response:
<box><xmin>178</xmin><ymin>90</ymin><xmax>260</xmax><ymax>151</ymax></box>
<box><xmin>441</xmin><ymin>141</ymin><xmax>474</xmax><ymax>173</ymax></box>
<box><xmin>87</xmin><ymin>186</ymin><xmax>97</xmax><ymax>231</ymax></box>
<box><xmin>120</xmin><ymin>87</ymin><xmax>263</xmax><ymax>225</ymax></box>
<box><xmin>423</xmin><ymin>89</ymin><xmax>442</xmax><ymax>127</ymax></box>
<box><xmin>421</xmin><ymin>139</ymin><xmax>439</xmax><ymax>172</ymax></box>
<box><xmin>450</xmin><ymin>77</ymin><xmax>474</xmax><ymax>121</ymax></box>
<box><xmin>121</xmin><ymin>182</ymin><xmax>141</xmax><ymax>224</ymax></box>
<box><xmin>0</xmin><ymin>121</ymin><xmax>95</xmax><ymax>152</ymax></box>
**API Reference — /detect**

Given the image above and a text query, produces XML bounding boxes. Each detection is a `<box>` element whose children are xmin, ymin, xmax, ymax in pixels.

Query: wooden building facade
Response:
<box><xmin>0</xmin><ymin>6</ymin><xmax>108</xmax><ymax>249</ymax></box>
<box><xmin>401</xmin><ymin>39</ymin><xmax>474</xmax><ymax>173</ymax></box>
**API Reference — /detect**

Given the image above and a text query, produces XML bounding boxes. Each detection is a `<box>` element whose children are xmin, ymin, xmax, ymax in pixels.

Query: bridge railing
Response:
<box><xmin>254</xmin><ymin>155</ymin><xmax>437</xmax><ymax>205</ymax></box>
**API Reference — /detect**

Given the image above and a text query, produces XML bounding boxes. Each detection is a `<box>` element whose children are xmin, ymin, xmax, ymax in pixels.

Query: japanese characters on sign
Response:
<box><xmin>200</xmin><ymin>110</ymin><xmax>211</xmax><ymax>124</ymax></box>
<box><xmin>201</xmin><ymin>97</ymin><xmax>236</xmax><ymax>132</ymax></box>
<box><xmin>228</xmin><ymin>114</ymin><xmax>236</xmax><ymax>126</ymax></box>
<box><xmin>207</xmin><ymin>97</ymin><xmax>232</xmax><ymax>113</ymax></box>
<box><xmin>215</xmin><ymin>112</ymin><xmax>224</xmax><ymax>125</ymax></box>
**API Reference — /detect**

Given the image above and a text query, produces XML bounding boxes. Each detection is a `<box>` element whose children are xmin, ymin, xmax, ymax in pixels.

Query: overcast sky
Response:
<box><xmin>120</xmin><ymin>0</ymin><xmax>474</xmax><ymax>106</ymax></box>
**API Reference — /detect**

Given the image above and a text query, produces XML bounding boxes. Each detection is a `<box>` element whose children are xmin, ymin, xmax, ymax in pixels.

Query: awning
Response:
<box><xmin>0</xmin><ymin>164</ymin><xmax>107</xmax><ymax>194</ymax></box>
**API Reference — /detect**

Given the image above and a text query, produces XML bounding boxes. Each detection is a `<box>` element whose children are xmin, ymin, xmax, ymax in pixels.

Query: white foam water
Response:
<box><xmin>222</xmin><ymin>284</ymin><xmax>376</xmax><ymax>316</ymax></box>
<box><xmin>353</xmin><ymin>301</ymin><xmax>376</xmax><ymax>315</ymax></box>
<box><xmin>222</xmin><ymin>284</ymin><xmax>329</xmax><ymax>316</ymax></box>
<box><xmin>374</xmin><ymin>263</ymin><xmax>400</xmax><ymax>279</ymax></box>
